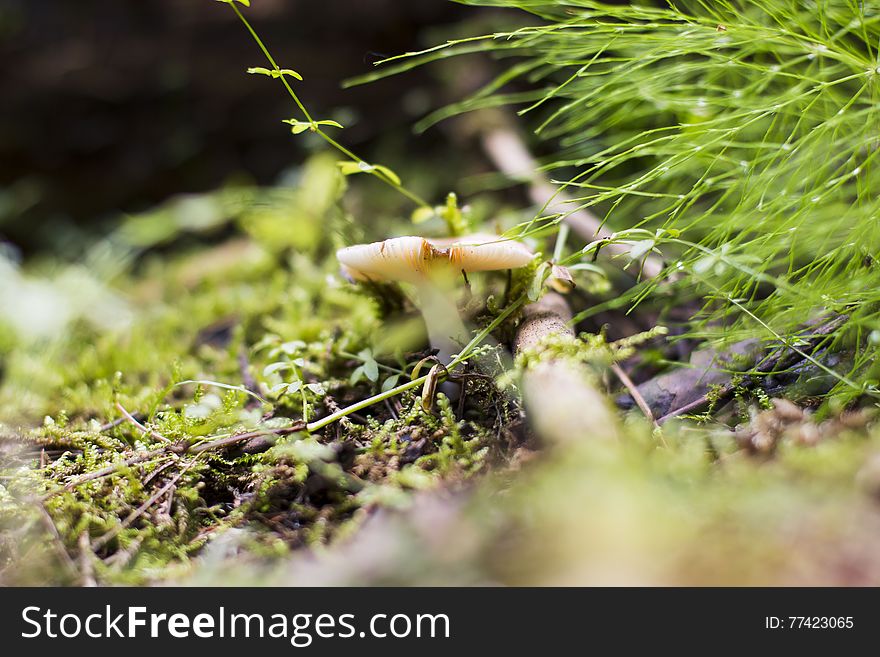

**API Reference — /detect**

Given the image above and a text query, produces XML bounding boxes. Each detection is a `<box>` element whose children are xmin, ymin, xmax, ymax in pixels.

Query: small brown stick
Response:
<box><xmin>481</xmin><ymin>126</ymin><xmax>664</xmax><ymax>279</ymax></box>
<box><xmin>43</xmin><ymin>450</ymin><xmax>170</xmax><ymax>500</ymax></box>
<box><xmin>98</xmin><ymin>414</ymin><xmax>137</xmax><ymax>433</ymax></box>
<box><xmin>142</xmin><ymin>458</ymin><xmax>177</xmax><ymax>486</ymax></box>
<box><xmin>103</xmin><ymin>536</ymin><xmax>143</xmax><ymax>568</ymax></box>
<box><xmin>187</xmin><ymin>423</ymin><xmax>305</xmax><ymax>454</ymax></box>
<box><xmin>158</xmin><ymin>483</ymin><xmax>176</xmax><ymax>523</ymax></box>
<box><xmin>92</xmin><ymin>459</ymin><xmax>198</xmax><ymax>551</ymax></box>
<box><xmin>656</xmin><ymin>394</ymin><xmax>719</xmax><ymax>424</ymax></box>
<box><xmin>456</xmin><ymin>377</ymin><xmax>469</xmax><ymax>418</ymax></box>
<box><xmin>78</xmin><ymin>532</ymin><xmax>97</xmax><ymax>587</ymax></box>
<box><xmin>238</xmin><ymin>347</ymin><xmax>262</xmax><ymax>407</ymax></box>
<box><xmin>611</xmin><ymin>362</ymin><xmax>667</xmax><ymax>447</ymax></box>
<box><xmin>384</xmin><ymin>399</ymin><xmax>399</xmax><ymax>421</ymax></box>
<box><xmin>36</xmin><ymin>500</ymin><xmax>78</xmax><ymax>579</ymax></box>
<box><xmin>116</xmin><ymin>401</ymin><xmax>169</xmax><ymax>443</ymax></box>
<box><xmin>611</xmin><ymin>363</ymin><xmax>659</xmax><ymax>430</ymax></box>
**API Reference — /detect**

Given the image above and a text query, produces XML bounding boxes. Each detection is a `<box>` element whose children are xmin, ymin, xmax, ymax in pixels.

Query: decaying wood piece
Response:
<box><xmin>620</xmin><ymin>314</ymin><xmax>849</xmax><ymax>422</ymax></box>
<box><xmin>513</xmin><ymin>292</ymin><xmax>574</xmax><ymax>354</ymax></box>
<box><xmin>617</xmin><ymin>340</ymin><xmax>762</xmax><ymax>421</ymax></box>
<box><xmin>514</xmin><ymin>293</ymin><xmax>619</xmax><ymax>444</ymax></box>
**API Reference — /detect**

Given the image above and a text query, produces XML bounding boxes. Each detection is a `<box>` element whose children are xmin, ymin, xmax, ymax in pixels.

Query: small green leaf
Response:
<box><xmin>285</xmin><ymin>120</ymin><xmax>311</xmax><ymax>135</ymax></box>
<box><xmin>363</xmin><ymin>359</ymin><xmax>379</xmax><ymax>382</ymax></box>
<box><xmin>283</xmin><ymin>119</ymin><xmax>343</xmax><ymax>135</ymax></box>
<box><xmin>358</xmin><ymin>348</ymin><xmax>379</xmax><ymax>382</ymax></box>
<box><xmin>629</xmin><ymin>239</ymin><xmax>656</xmax><ymax>261</ymax></box>
<box><xmin>338</xmin><ymin>161</ymin><xmax>364</xmax><ymax>176</ymax></box>
<box><xmin>263</xmin><ymin>362</ymin><xmax>291</xmax><ymax>377</ymax></box>
<box><xmin>314</xmin><ymin>119</ymin><xmax>344</xmax><ymax>130</ymax></box>
<box><xmin>528</xmin><ymin>262</ymin><xmax>550</xmax><ymax>301</ymax></box>
<box><xmin>381</xmin><ymin>374</ymin><xmax>401</xmax><ymax>393</ymax></box>
<box><xmin>349</xmin><ymin>365</ymin><xmax>365</xmax><ymax>386</ymax></box>
<box><xmin>336</xmin><ymin>161</ymin><xmax>401</xmax><ymax>186</ymax></box>
<box><xmin>411</xmin><ymin>207</ymin><xmax>436</xmax><ymax>224</ymax></box>
<box><xmin>216</xmin><ymin>0</ymin><xmax>250</xmax><ymax>7</ymax></box>
<box><xmin>305</xmin><ymin>382</ymin><xmax>326</xmax><ymax>396</ymax></box>
<box><xmin>371</xmin><ymin>164</ymin><xmax>401</xmax><ymax>186</ymax></box>
<box><xmin>286</xmin><ymin>380</ymin><xmax>303</xmax><ymax>395</ymax></box>
<box><xmin>248</xmin><ymin>66</ymin><xmax>302</xmax><ymax>80</ymax></box>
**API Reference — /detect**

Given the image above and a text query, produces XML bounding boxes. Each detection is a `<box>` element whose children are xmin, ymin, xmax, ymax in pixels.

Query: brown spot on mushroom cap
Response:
<box><xmin>336</xmin><ymin>233</ymin><xmax>533</xmax><ymax>283</ymax></box>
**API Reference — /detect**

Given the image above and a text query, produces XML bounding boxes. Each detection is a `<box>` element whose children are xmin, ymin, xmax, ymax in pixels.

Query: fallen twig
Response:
<box><xmin>188</xmin><ymin>424</ymin><xmax>305</xmax><ymax>454</ymax></box>
<box><xmin>481</xmin><ymin>125</ymin><xmax>664</xmax><ymax>279</ymax></box>
<box><xmin>611</xmin><ymin>362</ymin><xmax>659</xmax><ymax>431</ymax></box>
<box><xmin>78</xmin><ymin>532</ymin><xmax>97</xmax><ymax>587</ymax></box>
<box><xmin>92</xmin><ymin>459</ymin><xmax>198</xmax><ymax>551</ymax></box>
<box><xmin>238</xmin><ymin>346</ymin><xmax>263</xmax><ymax>408</ymax></box>
<box><xmin>653</xmin><ymin>315</ymin><xmax>850</xmax><ymax>424</ymax></box>
<box><xmin>98</xmin><ymin>414</ymin><xmax>138</xmax><ymax>433</ymax></box>
<box><xmin>116</xmin><ymin>401</ymin><xmax>170</xmax><ymax>443</ymax></box>
<box><xmin>36</xmin><ymin>500</ymin><xmax>78</xmax><ymax>579</ymax></box>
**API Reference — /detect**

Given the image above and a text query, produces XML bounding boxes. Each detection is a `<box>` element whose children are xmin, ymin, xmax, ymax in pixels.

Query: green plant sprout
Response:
<box><xmin>215</xmin><ymin>0</ymin><xmax>431</xmax><ymax>209</ymax></box>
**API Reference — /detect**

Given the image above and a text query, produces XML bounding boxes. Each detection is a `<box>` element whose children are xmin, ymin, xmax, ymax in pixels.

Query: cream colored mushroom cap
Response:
<box><xmin>337</xmin><ymin>233</ymin><xmax>534</xmax><ymax>282</ymax></box>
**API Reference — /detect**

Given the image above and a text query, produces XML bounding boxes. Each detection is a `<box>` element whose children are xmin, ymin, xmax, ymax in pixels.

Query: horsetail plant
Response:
<box><xmin>353</xmin><ymin>0</ymin><xmax>880</xmax><ymax>408</ymax></box>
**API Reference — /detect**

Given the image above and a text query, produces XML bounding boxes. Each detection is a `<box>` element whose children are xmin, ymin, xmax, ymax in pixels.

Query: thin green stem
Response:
<box><xmin>227</xmin><ymin>2</ymin><xmax>430</xmax><ymax>209</ymax></box>
<box><xmin>231</xmin><ymin>3</ymin><xmax>313</xmax><ymax>123</ymax></box>
<box><xmin>307</xmin><ymin>293</ymin><xmax>528</xmax><ymax>433</ymax></box>
<box><xmin>318</xmin><ymin>130</ymin><xmax>430</xmax><ymax>207</ymax></box>
<box><xmin>306</xmin><ymin>374</ymin><xmax>428</xmax><ymax>433</ymax></box>
<box><xmin>290</xmin><ymin>363</ymin><xmax>310</xmax><ymax>422</ymax></box>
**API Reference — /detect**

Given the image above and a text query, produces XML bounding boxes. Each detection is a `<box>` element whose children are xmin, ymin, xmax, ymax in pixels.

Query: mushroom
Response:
<box><xmin>337</xmin><ymin>232</ymin><xmax>533</xmax><ymax>369</ymax></box>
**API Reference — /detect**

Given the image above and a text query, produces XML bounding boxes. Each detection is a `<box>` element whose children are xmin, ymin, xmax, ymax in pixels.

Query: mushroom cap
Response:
<box><xmin>337</xmin><ymin>233</ymin><xmax>534</xmax><ymax>283</ymax></box>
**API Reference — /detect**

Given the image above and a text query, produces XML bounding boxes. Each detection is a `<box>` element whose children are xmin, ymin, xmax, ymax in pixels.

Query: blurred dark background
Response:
<box><xmin>0</xmin><ymin>0</ymin><xmax>505</xmax><ymax>256</ymax></box>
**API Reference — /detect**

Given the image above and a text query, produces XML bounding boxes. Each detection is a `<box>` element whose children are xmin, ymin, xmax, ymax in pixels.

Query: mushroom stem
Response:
<box><xmin>415</xmin><ymin>280</ymin><xmax>469</xmax><ymax>366</ymax></box>
<box><xmin>414</xmin><ymin>280</ymin><xmax>469</xmax><ymax>401</ymax></box>
<box><xmin>336</xmin><ymin>233</ymin><xmax>535</xmax><ymax>405</ymax></box>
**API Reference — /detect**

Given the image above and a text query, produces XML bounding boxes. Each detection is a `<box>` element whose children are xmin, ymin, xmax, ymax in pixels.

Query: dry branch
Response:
<box><xmin>481</xmin><ymin>127</ymin><xmax>664</xmax><ymax>279</ymax></box>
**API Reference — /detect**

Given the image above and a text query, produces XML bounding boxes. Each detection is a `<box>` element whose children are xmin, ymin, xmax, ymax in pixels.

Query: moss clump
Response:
<box><xmin>0</xmin><ymin>152</ymin><xmax>527</xmax><ymax>585</ymax></box>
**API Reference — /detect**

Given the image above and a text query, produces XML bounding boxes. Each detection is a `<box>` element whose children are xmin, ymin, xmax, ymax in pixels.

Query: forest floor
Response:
<box><xmin>3</xmin><ymin>151</ymin><xmax>880</xmax><ymax>586</ymax></box>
